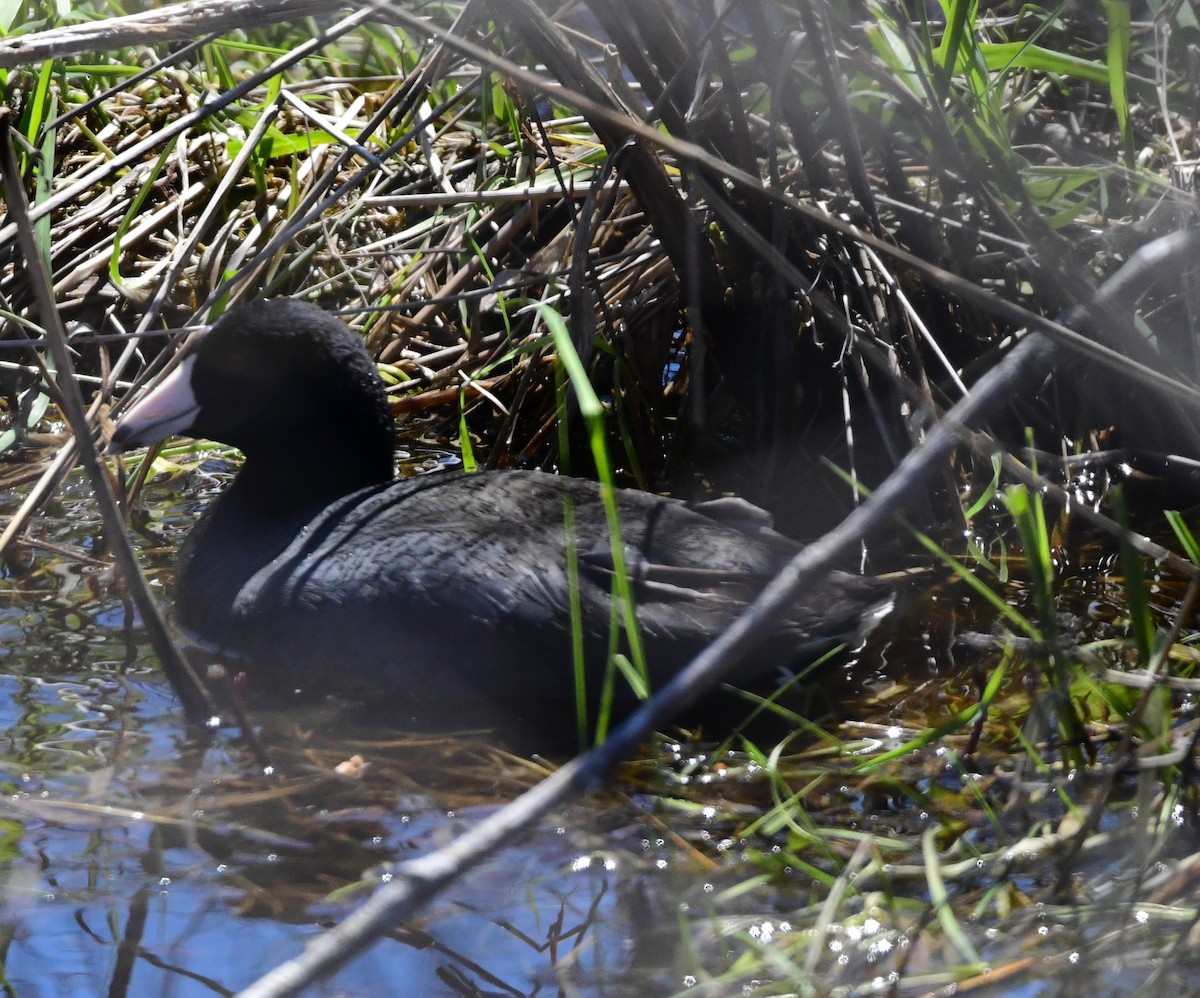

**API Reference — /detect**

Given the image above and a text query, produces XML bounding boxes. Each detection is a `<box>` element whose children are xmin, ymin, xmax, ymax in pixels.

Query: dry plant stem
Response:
<box><xmin>391</xmin><ymin>207</ymin><xmax>533</xmax><ymax>356</ymax></box>
<box><xmin>0</xmin><ymin>439</ymin><xmax>79</xmax><ymax>562</ymax></box>
<box><xmin>199</xmin><ymin>81</ymin><xmax>431</xmax><ymax>310</ymax></box>
<box><xmin>0</xmin><ymin>0</ymin><xmax>347</xmax><ymax>68</ymax></box>
<box><xmin>53</xmin><ymin>169</ymin><xmax>216</xmax><ymax>297</ymax></box>
<box><xmin>236</xmin><ymin>332</ymin><xmax>1057</xmax><ymax>998</ymax></box>
<box><xmin>362</xmin><ymin>182</ymin><xmax>631</xmax><ymax>208</ymax></box>
<box><xmin>0</xmin><ymin>114</ymin><xmax>220</xmax><ymax>727</ymax></box>
<box><xmin>491</xmin><ymin>0</ymin><xmax>726</xmax><ymax>316</ymax></box>
<box><xmin>198</xmin><ymin>13</ymin><xmax>497</xmax><ymax>312</ymax></box>
<box><xmin>797</xmin><ymin>0</ymin><xmax>879</xmax><ymax>230</ymax></box>
<box><xmin>136</xmin><ymin>106</ymin><xmax>284</xmax><ymax>336</ymax></box>
<box><xmin>0</xmin><ymin>460</ymin><xmax>57</xmax><ymax>492</ymax></box>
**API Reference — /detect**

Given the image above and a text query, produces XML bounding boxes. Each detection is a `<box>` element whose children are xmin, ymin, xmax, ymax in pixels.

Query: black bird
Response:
<box><xmin>109</xmin><ymin>299</ymin><xmax>892</xmax><ymax>718</ymax></box>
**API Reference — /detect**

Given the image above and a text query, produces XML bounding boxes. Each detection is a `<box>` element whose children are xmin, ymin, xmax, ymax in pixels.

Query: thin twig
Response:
<box><xmin>0</xmin><ymin>0</ymin><xmax>348</xmax><ymax>68</ymax></box>
<box><xmin>0</xmin><ymin>112</ymin><xmax>222</xmax><ymax>729</ymax></box>
<box><xmin>236</xmin><ymin>331</ymin><xmax>1057</xmax><ymax>998</ymax></box>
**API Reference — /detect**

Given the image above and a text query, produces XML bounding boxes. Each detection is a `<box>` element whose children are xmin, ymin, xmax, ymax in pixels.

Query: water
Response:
<box><xmin>3</xmin><ymin>446</ymin><xmax>1200</xmax><ymax>996</ymax></box>
<box><xmin>0</xmin><ymin>453</ymin><xmax>721</xmax><ymax>996</ymax></box>
<box><xmin>0</xmin><ymin>628</ymin><xmax>697</xmax><ymax>994</ymax></box>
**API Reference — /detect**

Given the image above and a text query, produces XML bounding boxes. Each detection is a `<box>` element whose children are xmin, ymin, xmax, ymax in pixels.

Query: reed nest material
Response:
<box><xmin>0</xmin><ymin>0</ymin><xmax>1193</xmax><ymax>506</ymax></box>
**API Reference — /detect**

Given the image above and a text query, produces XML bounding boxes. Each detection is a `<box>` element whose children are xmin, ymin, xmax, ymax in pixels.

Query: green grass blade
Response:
<box><xmin>1102</xmin><ymin>0</ymin><xmax>1133</xmax><ymax>163</ymax></box>
<box><xmin>976</xmin><ymin>41</ymin><xmax>1111</xmax><ymax>84</ymax></box>
<box><xmin>1165</xmin><ymin>510</ymin><xmax>1200</xmax><ymax>566</ymax></box>
<box><xmin>563</xmin><ymin>495</ymin><xmax>588</xmax><ymax>749</ymax></box>
<box><xmin>456</xmin><ymin>392</ymin><xmax>477</xmax><ymax>473</ymax></box>
<box><xmin>964</xmin><ymin>452</ymin><xmax>1002</xmax><ymax>519</ymax></box>
<box><xmin>935</xmin><ymin>0</ymin><xmax>975</xmax><ymax>98</ymax></box>
<box><xmin>1112</xmin><ymin>485</ymin><xmax>1154</xmax><ymax>664</ymax></box>
<box><xmin>109</xmin><ymin>140</ymin><xmax>174</xmax><ymax>295</ymax></box>
<box><xmin>541</xmin><ymin>304</ymin><xmax>650</xmax><ymax>711</ymax></box>
<box><xmin>22</xmin><ymin>59</ymin><xmax>55</xmax><ymax>154</ymax></box>
<box><xmin>34</xmin><ymin>126</ymin><xmax>54</xmax><ymax>276</ymax></box>
<box><xmin>923</xmin><ymin>825</ymin><xmax>983</xmax><ymax>966</ymax></box>
<box><xmin>555</xmin><ymin>361</ymin><xmax>589</xmax><ymax>748</ymax></box>
<box><xmin>1004</xmin><ymin>484</ymin><xmax>1057</xmax><ymax>639</ymax></box>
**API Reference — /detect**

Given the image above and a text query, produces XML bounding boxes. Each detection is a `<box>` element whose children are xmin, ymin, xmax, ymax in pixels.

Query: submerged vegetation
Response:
<box><xmin>0</xmin><ymin>0</ymin><xmax>1200</xmax><ymax>994</ymax></box>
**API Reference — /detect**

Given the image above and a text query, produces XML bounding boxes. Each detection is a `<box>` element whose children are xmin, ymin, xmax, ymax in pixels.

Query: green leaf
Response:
<box><xmin>0</xmin><ymin>0</ymin><xmax>21</xmax><ymax>32</ymax></box>
<box><xmin>976</xmin><ymin>42</ymin><xmax>1110</xmax><ymax>84</ymax></box>
<box><xmin>541</xmin><ymin>303</ymin><xmax>650</xmax><ymax>731</ymax></box>
<box><xmin>1101</xmin><ymin>0</ymin><xmax>1133</xmax><ymax>162</ymax></box>
<box><xmin>1165</xmin><ymin>510</ymin><xmax>1200</xmax><ymax>566</ymax></box>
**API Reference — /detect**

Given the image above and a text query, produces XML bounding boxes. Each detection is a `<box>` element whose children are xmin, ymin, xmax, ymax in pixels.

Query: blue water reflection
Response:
<box><xmin>0</xmin><ymin>487</ymin><xmax>693</xmax><ymax>996</ymax></box>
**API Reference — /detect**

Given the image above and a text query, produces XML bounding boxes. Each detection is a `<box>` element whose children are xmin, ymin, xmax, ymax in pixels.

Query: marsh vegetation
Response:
<box><xmin>1</xmin><ymin>1</ymin><xmax>1200</xmax><ymax>995</ymax></box>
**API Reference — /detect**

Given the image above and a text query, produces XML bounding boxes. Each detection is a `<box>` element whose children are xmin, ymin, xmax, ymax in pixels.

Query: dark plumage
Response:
<box><xmin>110</xmin><ymin>300</ymin><xmax>892</xmax><ymax>715</ymax></box>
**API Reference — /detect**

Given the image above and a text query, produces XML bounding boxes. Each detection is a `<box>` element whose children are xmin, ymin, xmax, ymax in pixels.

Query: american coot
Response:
<box><xmin>109</xmin><ymin>299</ymin><xmax>892</xmax><ymax>712</ymax></box>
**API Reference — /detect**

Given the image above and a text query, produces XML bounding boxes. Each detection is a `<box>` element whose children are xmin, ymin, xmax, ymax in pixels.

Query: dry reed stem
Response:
<box><xmin>0</xmin><ymin>0</ymin><xmax>349</xmax><ymax>68</ymax></box>
<box><xmin>0</xmin><ymin>112</ymin><xmax>224</xmax><ymax>726</ymax></box>
<box><xmin>237</xmin><ymin>330</ymin><xmax>1060</xmax><ymax>998</ymax></box>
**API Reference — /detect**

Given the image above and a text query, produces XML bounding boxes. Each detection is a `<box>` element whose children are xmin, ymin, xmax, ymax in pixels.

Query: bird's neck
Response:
<box><xmin>174</xmin><ymin>453</ymin><xmax>394</xmax><ymax>636</ymax></box>
<box><xmin>232</xmin><ymin>448</ymin><xmax>394</xmax><ymax>516</ymax></box>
